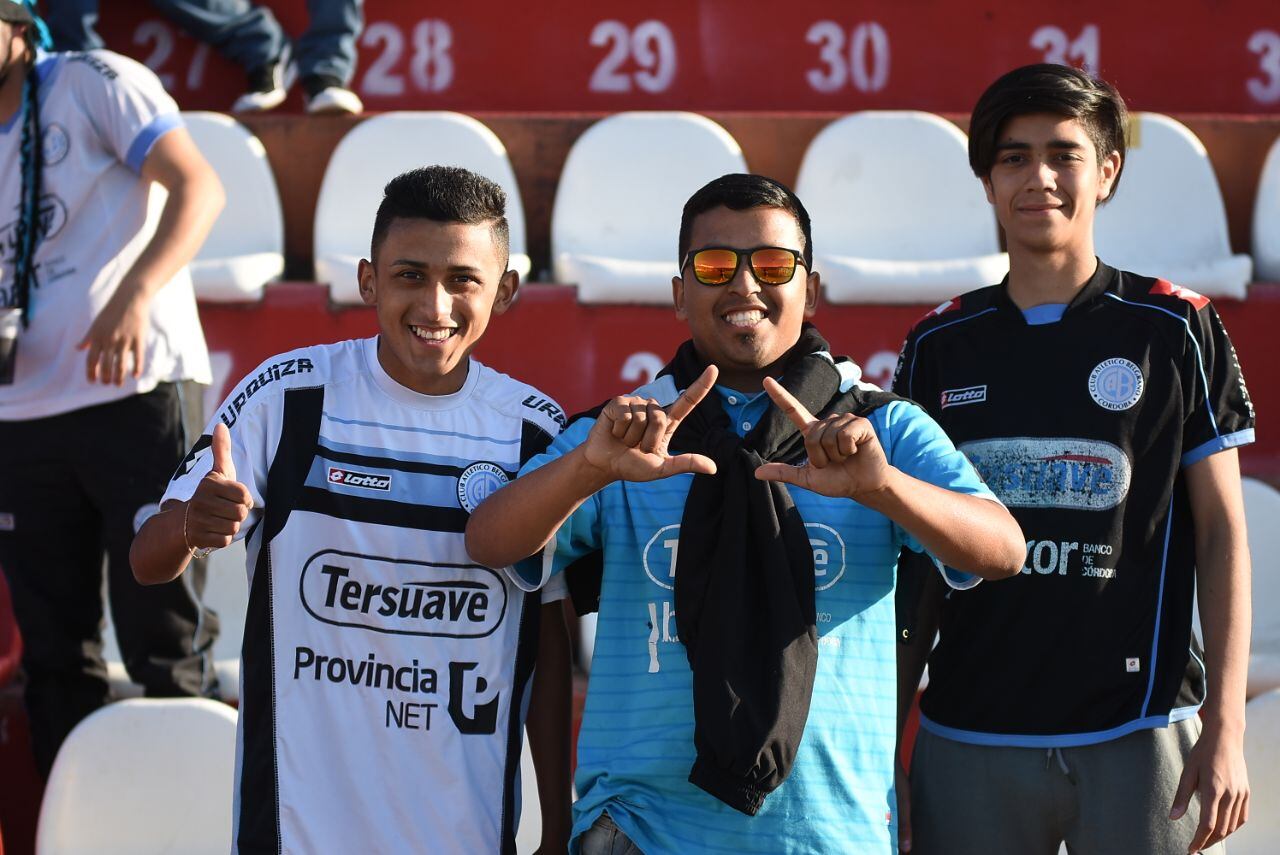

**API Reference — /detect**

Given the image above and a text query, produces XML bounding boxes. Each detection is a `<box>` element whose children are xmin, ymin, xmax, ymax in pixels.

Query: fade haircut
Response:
<box><xmin>968</xmin><ymin>64</ymin><xmax>1128</xmax><ymax>201</ymax></box>
<box><xmin>678</xmin><ymin>173</ymin><xmax>813</xmax><ymax>269</ymax></box>
<box><xmin>369</xmin><ymin>165</ymin><xmax>510</xmax><ymax>267</ymax></box>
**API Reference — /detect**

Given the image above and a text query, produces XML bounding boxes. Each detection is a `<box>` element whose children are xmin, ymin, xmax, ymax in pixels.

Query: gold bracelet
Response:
<box><xmin>183</xmin><ymin>502</ymin><xmax>215</xmax><ymax>560</ymax></box>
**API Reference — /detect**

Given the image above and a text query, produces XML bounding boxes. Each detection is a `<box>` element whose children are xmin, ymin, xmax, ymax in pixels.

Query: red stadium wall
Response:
<box><xmin>197</xmin><ymin>283</ymin><xmax>1280</xmax><ymax>485</ymax></box>
<box><xmin>97</xmin><ymin>0</ymin><xmax>1280</xmax><ymax>114</ymax></box>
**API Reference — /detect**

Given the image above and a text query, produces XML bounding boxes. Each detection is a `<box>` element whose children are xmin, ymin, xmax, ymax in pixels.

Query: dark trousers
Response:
<box><xmin>0</xmin><ymin>383</ymin><xmax>219</xmax><ymax>777</ymax></box>
<box><xmin>45</xmin><ymin>0</ymin><xmax>364</xmax><ymax>84</ymax></box>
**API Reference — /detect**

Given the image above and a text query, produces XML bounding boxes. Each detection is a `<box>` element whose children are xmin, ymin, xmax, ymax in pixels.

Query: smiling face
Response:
<box><xmin>358</xmin><ymin>217</ymin><xmax>517</xmax><ymax>396</ymax></box>
<box><xmin>982</xmin><ymin>112</ymin><xmax>1120</xmax><ymax>259</ymax></box>
<box><xmin>672</xmin><ymin>205</ymin><xmax>819</xmax><ymax>391</ymax></box>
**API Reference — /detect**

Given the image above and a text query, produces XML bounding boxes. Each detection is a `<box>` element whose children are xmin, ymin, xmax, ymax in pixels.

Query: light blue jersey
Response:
<box><xmin>514</xmin><ymin>375</ymin><xmax>995</xmax><ymax>854</ymax></box>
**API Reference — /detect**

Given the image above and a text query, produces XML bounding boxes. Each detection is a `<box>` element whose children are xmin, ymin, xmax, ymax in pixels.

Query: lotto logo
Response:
<box><xmin>327</xmin><ymin>466</ymin><xmax>392</xmax><ymax>491</ymax></box>
<box><xmin>940</xmin><ymin>385</ymin><xmax>987</xmax><ymax>409</ymax></box>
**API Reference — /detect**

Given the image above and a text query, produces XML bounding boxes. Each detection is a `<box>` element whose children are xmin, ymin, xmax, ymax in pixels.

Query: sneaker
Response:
<box><xmin>232</xmin><ymin>58</ymin><xmax>287</xmax><ymax>113</ymax></box>
<box><xmin>302</xmin><ymin>75</ymin><xmax>363</xmax><ymax>115</ymax></box>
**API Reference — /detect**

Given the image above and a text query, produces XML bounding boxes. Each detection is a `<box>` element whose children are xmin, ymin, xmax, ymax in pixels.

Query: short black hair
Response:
<box><xmin>369</xmin><ymin>165</ymin><xmax>510</xmax><ymax>266</ymax></box>
<box><xmin>678</xmin><ymin>173</ymin><xmax>813</xmax><ymax>269</ymax></box>
<box><xmin>968</xmin><ymin>64</ymin><xmax>1128</xmax><ymax>200</ymax></box>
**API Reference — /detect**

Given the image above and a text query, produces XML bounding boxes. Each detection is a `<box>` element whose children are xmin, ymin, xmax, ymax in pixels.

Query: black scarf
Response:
<box><xmin>661</xmin><ymin>324</ymin><xmax>901</xmax><ymax>815</ymax></box>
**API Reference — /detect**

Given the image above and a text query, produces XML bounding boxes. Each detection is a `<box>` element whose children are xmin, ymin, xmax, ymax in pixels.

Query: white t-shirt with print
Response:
<box><xmin>0</xmin><ymin>49</ymin><xmax>209</xmax><ymax>420</ymax></box>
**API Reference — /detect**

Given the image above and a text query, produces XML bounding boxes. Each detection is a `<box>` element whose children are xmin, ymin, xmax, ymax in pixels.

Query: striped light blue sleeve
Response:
<box><xmin>880</xmin><ymin>400</ymin><xmax>1000</xmax><ymax>589</ymax></box>
<box><xmin>508</xmin><ymin>417</ymin><xmax>603</xmax><ymax>591</ymax></box>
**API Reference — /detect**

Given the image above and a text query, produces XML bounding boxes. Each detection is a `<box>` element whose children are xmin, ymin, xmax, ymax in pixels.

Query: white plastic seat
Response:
<box><xmin>1230</xmin><ymin>689</ymin><xmax>1280</xmax><ymax>854</ymax></box>
<box><xmin>1094</xmin><ymin>113</ymin><xmax>1252</xmax><ymax>298</ymax></box>
<box><xmin>552</xmin><ymin>112</ymin><xmax>747</xmax><ymax>304</ymax></box>
<box><xmin>181</xmin><ymin>112</ymin><xmax>284</xmax><ymax>302</ymax></box>
<box><xmin>1252</xmin><ymin>135</ymin><xmax>1280</xmax><ymax>282</ymax></box>
<box><xmin>796</xmin><ymin>111</ymin><xmax>1008</xmax><ymax>304</ymax></box>
<box><xmin>314</xmin><ymin>112</ymin><xmax>530</xmax><ymax>304</ymax></box>
<box><xmin>37</xmin><ymin>698</ymin><xmax>237</xmax><ymax>855</ymax></box>
<box><xmin>1244</xmin><ymin>477</ymin><xmax>1280</xmax><ymax>699</ymax></box>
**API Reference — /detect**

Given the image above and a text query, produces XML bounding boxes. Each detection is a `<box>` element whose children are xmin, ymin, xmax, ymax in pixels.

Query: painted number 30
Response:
<box><xmin>805</xmin><ymin>21</ymin><xmax>890</xmax><ymax>94</ymax></box>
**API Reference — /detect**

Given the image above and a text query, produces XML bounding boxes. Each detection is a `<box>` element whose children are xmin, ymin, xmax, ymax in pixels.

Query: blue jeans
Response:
<box><xmin>578</xmin><ymin>812</ymin><xmax>645</xmax><ymax>855</ymax></box>
<box><xmin>45</xmin><ymin>0</ymin><xmax>363</xmax><ymax>83</ymax></box>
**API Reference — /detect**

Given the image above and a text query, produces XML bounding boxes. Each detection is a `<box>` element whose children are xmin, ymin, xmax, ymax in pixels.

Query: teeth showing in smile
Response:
<box><xmin>410</xmin><ymin>325</ymin><xmax>455</xmax><ymax>342</ymax></box>
<box><xmin>724</xmin><ymin>310</ymin><xmax>765</xmax><ymax>327</ymax></box>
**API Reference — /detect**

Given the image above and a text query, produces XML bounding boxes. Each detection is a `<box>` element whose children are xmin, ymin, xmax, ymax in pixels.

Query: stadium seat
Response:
<box><xmin>102</xmin><ymin>544</ymin><xmax>247</xmax><ymax>701</ymax></box>
<box><xmin>516</xmin><ymin>730</ymin><xmax>541</xmax><ymax>853</ymax></box>
<box><xmin>181</xmin><ymin>112</ymin><xmax>284</xmax><ymax>302</ymax></box>
<box><xmin>1094</xmin><ymin>113</ymin><xmax>1252</xmax><ymax>298</ymax></box>
<box><xmin>795</xmin><ymin>111</ymin><xmax>1008</xmax><ymax>304</ymax></box>
<box><xmin>1244</xmin><ymin>477</ymin><xmax>1280</xmax><ymax>699</ymax></box>
<box><xmin>36</xmin><ymin>698</ymin><xmax>236</xmax><ymax>855</ymax></box>
<box><xmin>314</xmin><ymin>112</ymin><xmax>531</xmax><ymax>304</ymax></box>
<box><xmin>552</xmin><ymin>112</ymin><xmax>747</xmax><ymax>304</ymax></box>
<box><xmin>1230</xmin><ymin>688</ymin><xmax>1280</xmax><ymax>854</ymax></box>
<box><xmin>1253</xmin><ymin>134</ymin><xmax>1280</xmax><ymax>282</ymax></box>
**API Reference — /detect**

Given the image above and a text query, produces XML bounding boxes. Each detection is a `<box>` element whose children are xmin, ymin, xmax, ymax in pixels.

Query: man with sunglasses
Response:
<box><xmin>467</xmin><ymin>173</ymin><xmax>1025</xmax><ymax>853</ymax></box>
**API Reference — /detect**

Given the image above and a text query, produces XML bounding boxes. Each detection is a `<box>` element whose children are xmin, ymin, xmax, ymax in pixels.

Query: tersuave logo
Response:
<box><xmin>960</xmin><ymin>437</ymin><xmax>1132</xmax><ymax>510</ymax></box>
<box><xmin>299</xmin><ymin>550</ymin><xmax>507</xmax><ymax>638</ymax></box>
<box><xmin>641</xmin><ymin>523</ymin><xmax>846</xmax><ymax>590</ymax></box>
<box><xmin>327</xmin><ymin>466</ymin><xmax>392</xmax><ymax>491</ymax></box>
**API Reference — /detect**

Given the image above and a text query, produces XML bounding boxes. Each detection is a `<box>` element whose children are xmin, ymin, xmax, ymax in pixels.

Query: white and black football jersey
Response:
<box><xmin>164</xmin><ymin>337</ymin><xmax>566</xmax><ymax>853</ymax></box>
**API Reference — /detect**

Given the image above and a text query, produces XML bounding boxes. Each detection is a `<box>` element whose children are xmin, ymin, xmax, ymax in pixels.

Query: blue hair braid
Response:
<box><xmin>12</xmin><ymin>45</ymin><xmax>42</xmax><ymax>326</ymax></box>
<box><xmin>20</xmin><ymin>1</ymin><xmax>52</xmax><ymax>50</ymax></box>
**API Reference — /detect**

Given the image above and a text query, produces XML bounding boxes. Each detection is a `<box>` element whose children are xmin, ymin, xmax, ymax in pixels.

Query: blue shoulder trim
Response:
<box><xmin>124</xmin><ymin>111</ymin><xmax>183</xmax><ymax>173</ymax></box>
<box><xmin>1181</xmin><ymin>428</ymin><xmax>1256</xmax><ymax>469</ymax></box>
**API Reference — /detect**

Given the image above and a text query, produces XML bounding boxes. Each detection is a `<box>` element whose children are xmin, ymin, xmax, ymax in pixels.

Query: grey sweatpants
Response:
<box><xmin>910</xmin><ymin>718</ymin><xmax>1225</xmax><ymax>855</ymax></box>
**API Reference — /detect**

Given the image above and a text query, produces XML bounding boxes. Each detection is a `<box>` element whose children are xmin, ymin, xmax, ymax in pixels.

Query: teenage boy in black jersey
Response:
<box><xmin>895</xmin><ymin>64</ymin><xmax>1253</xmax><ymax>855</ymax></box>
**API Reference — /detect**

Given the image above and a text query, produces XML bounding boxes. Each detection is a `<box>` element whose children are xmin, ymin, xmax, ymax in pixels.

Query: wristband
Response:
<box><xmin>183</xmin><ymin>502</ymin><xmax>216</xmax><ymax>560</ymax></box>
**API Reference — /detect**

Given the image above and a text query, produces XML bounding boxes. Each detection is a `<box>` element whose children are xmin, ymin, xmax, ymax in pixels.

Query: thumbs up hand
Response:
<box><xmin>184</xmin><ymin>422</ymin><xmax>254</xmax><ymax>552</ymax></box>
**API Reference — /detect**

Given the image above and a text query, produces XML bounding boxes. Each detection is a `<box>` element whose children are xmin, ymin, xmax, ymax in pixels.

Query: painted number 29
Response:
<box><xmin>589</xmin><ymin>20</ymin><xmax>677</xmax><ymax>94</ymax></box>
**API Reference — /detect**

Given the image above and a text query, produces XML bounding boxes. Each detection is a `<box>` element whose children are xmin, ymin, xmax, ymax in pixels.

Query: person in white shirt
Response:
<box><xmin>0</xmin><ymin>0</ymin><xmax>224</xmax><ymax>777</ymax></box>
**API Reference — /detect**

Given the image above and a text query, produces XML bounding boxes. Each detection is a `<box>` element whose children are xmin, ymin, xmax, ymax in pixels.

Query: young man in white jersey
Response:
<box><xmin>0</xmin><ymin>0</ymin><xmax>224</xmax><ymax>777</ymax></box>
<box><xmin>468</xmin><ymin>173</ymin><xmax>1027</xmax><ymax>854</ymax></box>
<box><xmin>132</xmin><ymin>166</ymin><xmax>572</xmax><ymax>853</ymax></box>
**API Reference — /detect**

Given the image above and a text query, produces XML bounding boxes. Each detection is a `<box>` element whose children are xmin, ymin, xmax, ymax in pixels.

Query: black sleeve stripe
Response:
<box><xmin>519</xmin><ymin>419</ymin><xmax>555</xmax><ymax>468</ymax></box>
<box><xmin>264</xmin><ymin>386</ymin><xmax>325</xmax><ymax>544</ymax></box>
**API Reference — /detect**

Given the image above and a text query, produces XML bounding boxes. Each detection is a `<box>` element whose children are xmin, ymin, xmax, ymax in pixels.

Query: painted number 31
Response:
<box><xmin>1030</xmin><ymin>24</ymin><xmax>1100</xmax><ymax>74</ymax></box>
<box><xmin>1249</xmin><ymin>30</ymin><xmax>1280</xmax><ymax>105</ymax></box>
